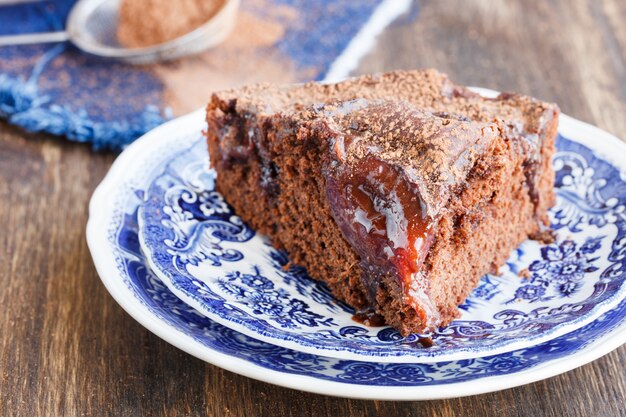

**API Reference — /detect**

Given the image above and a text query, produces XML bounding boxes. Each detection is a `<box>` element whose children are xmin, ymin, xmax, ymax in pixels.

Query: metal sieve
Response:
<box><xmin>0</xmin><ymin>0</ymin><xmax>239</xmax><ymax>64</ymax></box>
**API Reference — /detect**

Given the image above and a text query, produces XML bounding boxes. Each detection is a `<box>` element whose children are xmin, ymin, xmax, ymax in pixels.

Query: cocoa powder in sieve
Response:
<box><xmin>117</xmin><ymin>0</ymin><xmax>226</xmax><ymax>48</ymax></box>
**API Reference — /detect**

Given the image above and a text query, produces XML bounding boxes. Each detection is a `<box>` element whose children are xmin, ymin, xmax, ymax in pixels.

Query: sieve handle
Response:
<box><xmin>0</xmin><ymin>31</ymin><xmax>69</xmax><ymax>46</ymax></box>
<box><xmin>0</xmin><ymin>0</ymin><xmax>45</xmax><ymax>4</ymax></box>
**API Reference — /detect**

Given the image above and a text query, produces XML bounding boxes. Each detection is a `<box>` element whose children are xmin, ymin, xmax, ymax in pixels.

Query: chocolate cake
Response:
<box><xmin>205</xmin><ymin>69</ymin><xmax>559</xmax><ymax>336</ymax></box>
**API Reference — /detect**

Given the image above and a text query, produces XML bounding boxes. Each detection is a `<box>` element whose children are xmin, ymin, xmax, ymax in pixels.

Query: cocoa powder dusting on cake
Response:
<box><xmin>117</xmin><ymin>0</ymin><xmax>226</xmax><ymax>48</ymax></box>
<box><xmin>314</xmin><ymin>99</ymin><xmax>500</xmax><ymax>218</ymax></box>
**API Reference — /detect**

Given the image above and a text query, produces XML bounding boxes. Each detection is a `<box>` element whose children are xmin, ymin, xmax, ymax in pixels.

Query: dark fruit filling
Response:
<box><xmin>325</xmin><ymin>156</ymin><xmax>437</xmax><ymax>324</ymax></box>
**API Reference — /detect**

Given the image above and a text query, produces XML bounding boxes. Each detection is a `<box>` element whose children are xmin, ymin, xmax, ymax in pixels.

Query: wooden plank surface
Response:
<box><xmin>0</xmin><ymin>0</ymin><xmax>624</xmax><ymax>415</ymax></box>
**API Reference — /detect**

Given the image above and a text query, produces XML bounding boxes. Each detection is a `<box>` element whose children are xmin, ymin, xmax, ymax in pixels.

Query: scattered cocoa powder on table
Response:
<box><xmin>153</xmin><ymin>2</ymin><xmax>309</xmax><ymax>115</ymax></box>
<box><xmin>117</xmin><ymin>0</ymin><xmax>226</xmax><ymax>48</ymax></box>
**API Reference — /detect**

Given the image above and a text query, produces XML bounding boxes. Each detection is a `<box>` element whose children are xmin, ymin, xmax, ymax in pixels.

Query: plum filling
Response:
<box><xmin>325</xmin><ymin>156</ymin><xmax>438</xmax><ymax>327</ymax></box>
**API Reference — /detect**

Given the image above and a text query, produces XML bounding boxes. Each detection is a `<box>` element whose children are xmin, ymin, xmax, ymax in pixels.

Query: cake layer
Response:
<box><xmin>206</xmin><ymin>69</ymin><xmax>559</xmax><ymax>335</ymax></box>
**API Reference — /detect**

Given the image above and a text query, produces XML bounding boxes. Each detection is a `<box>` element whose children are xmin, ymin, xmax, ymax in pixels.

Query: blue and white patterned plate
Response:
<box><xmin>86</xmin><ymin>108</ymin><xmax>626</xmax><ymax>400</ymax></box>
<box><xmin>136</xmin><ymin>89</ymin><xmax>626</xmax><ymax>363</ymax></box>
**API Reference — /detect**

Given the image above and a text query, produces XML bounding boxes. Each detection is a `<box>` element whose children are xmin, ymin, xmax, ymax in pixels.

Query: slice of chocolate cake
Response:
<box><xmin>205</xmin><ymin>69</ymin><xmax>559</xmax><ymax>336</ymax></box>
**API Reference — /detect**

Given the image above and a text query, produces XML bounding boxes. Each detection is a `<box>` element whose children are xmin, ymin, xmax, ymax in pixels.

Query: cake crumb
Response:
<box><xmin>530</xmin><ymin>228</ymin><xmax>556</xmax><ymax>244</ymax></box>
<box><xmin>518</xmin><ymin>268</ymin><xmax>531</xmax><ymax>279</ymax></box>
<box><xmin>418</xmin><ymin>336</ymin><xmax>434</xmax><ymax>348</ymax></box>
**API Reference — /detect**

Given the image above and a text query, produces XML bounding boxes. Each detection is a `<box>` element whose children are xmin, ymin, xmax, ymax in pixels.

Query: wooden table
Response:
<box><xmin>1</xmin><ymin>1</ymin><xmax>624</xmax><ymax>415</ymax></box>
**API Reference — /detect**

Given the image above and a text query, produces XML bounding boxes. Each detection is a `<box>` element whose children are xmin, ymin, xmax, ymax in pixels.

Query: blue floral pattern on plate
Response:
<box><xmin>116</xmin><ymin>204</ymin><xmax>626</xmax><ymax>386</ymax></box>
<box><xmin>137</xmin><ymin>132</ymin><xmax>626</xmax><ymax>362</ymax></box>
